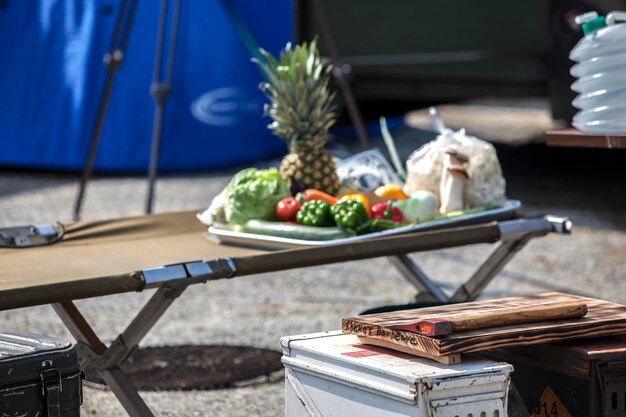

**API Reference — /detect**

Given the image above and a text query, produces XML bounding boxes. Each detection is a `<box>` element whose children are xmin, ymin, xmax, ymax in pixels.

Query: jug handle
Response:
<box><xmin>606</xmin><ymin>11</ymin><xmax>626</xmax><ymax>26</ymax></box>
<box><xmin>575</xmin><ymin>11</ymin><xmax>599</xmax><ymax>25</ymax></box>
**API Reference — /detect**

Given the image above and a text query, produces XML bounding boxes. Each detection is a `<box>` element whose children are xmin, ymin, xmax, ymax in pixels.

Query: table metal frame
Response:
<box><xmin>43</xmin><ymin>216</ymin><xmax>571</xmax><ymax>416</ymax></box>
<box><xmin>391</xmin><ymin>216</ymin><xmax>571</xmax><ymax>303</ymax></box>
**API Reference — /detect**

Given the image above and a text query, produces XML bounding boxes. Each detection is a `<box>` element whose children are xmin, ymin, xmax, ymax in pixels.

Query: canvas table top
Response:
<box><xmin>0</xmin><ymin>208</ymin><xmax>546</xmax><ymax>311</ymax></box>
<box><xmin>0</xmin><ymin>211</ymin><xmax>261</xmax><ymax>309</ymax></box>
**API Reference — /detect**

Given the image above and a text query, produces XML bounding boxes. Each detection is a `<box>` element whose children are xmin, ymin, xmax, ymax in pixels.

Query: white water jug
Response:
<box><xmin>570</xmin><ymin>11</ymin><xmax>626</xmax><ymax>133</ymax></box>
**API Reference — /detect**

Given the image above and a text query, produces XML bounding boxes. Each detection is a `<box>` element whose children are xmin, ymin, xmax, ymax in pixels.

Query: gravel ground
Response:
<box><xmin>0</xmin><ymin>133</ymin><xmax>624</xmax><ymax>416</ymax></box>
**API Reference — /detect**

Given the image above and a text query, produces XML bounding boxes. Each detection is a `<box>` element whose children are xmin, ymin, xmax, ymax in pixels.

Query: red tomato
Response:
<box><xmin>276</xmin><ymin>197</ymin><xmax>301</xmax><ymax>222</ymax></box>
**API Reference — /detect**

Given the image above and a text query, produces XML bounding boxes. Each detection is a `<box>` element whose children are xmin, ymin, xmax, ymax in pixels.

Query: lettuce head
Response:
<box><xmin>225</xmin><ymin>168</ymin><xmax>290</xmax><ymax>229</ymax></box>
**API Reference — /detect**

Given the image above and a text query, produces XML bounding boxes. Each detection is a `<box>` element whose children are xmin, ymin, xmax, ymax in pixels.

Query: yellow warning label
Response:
<box><xmin>530</xmin><ymin>386</ymin><xmax>572</xmax><ymax>417</ymax></box>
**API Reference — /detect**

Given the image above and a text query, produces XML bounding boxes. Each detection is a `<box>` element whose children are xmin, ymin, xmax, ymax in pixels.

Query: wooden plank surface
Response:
<box><xmin>355</xmin><ymin>336</ymin><xmax>462</xmax><ymax>365</ymax></box>
<box><xmin>392</xmin><ymin>301</ymin><xmax>588</xmax><ymax>336</ymax></box>
<box><xmin>546</xmin><ymin>129</ymin><xmax>626</xmax><ymax>149</ymax></box>
<box><xmin>342</xmin><ymin>293</ymin><xmax>626</xmax><ymax>357</ymax></box>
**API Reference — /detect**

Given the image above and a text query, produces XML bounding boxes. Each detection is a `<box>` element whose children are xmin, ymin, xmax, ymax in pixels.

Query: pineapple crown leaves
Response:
<box><xmin>252</xmin><ymin>39</ymin><xmax>337</xmax><ymax>150</ymax></box>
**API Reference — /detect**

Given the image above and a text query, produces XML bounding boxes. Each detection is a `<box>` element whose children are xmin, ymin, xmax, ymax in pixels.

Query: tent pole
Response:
<box><xmin>73</xmin><ymin>0</ymin><xmax>138</xmax><ymax>221</ymax></box>
<box><xmin>145</xmin><ymin>0</ymin><xmax>182</xmax><ymax>214</ymax></box>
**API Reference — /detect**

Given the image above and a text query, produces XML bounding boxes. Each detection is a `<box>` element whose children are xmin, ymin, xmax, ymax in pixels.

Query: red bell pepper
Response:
<box><xmin>371</xmin><ymin>201</ymin><xmax>403</xmax><ymax>223</ymax></box>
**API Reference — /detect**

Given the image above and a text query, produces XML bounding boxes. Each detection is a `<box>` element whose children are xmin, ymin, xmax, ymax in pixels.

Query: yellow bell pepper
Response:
<box><xmin>338</xmin><ymin>194</ymin><xmax>371</xmax><ymax>217</ymax></box>
<box><xmin>375</xmin><ymin>184</ymin><xmax>408</xmax><ymax>201</ymax></box>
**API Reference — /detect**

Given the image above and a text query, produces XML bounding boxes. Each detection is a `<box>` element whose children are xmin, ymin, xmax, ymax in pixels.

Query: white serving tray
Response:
<box><xmin>207</xmin><ymin>200</ymin><xmax>521</xmax><ymax>250</ymax></box>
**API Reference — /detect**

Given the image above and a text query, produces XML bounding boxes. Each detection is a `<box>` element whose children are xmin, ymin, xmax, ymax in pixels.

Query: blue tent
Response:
<box><xmin>0</xmin><ymin>0</ymin><xmax>291</xmax><ymax>172</ymax></box>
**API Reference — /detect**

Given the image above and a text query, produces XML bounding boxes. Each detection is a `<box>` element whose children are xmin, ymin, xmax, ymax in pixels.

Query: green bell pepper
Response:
<box><xmin>296</xmin><ymin>200</ymin><xmax>335</xmax><ymax>227</ymax></box>
<box><xmin>330</xmin><ymin>200</ymin><xmax>369</xmax><ymax>230</ymax></box>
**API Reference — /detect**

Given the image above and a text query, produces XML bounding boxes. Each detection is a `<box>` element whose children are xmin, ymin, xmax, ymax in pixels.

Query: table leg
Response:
<box><xmin>53</xmin><ymin>301</ymin><xmax>155</xmax><ymax>417</ymax></box>
<box><xmin>388</xmin><ymin>255</ymin><xmax>448</xmax><ymax>303</ymax></box>
<box><xmin>388</xmin><ymin>235</ymin><xmax>532</xmax><ymax>305</ymax></box>
<box><xmin>388</xmin><ymin>217</ymin><xmax>569</xmax><ymax>304</ymax></box>
<box><xmin>51</xmin><ymin>284</ymin><xmax>186</xmax><ymax>417</ymax></box>
<box><xmin>119</xmin><ymin>284</ymin><xmax>185</xmax><ymax>350</ymax></box>
<box><xmin>448</xmin><ymin>235</ymin><xmax>533</xmax><ymax>302</ymax></box>
<box><xmin>52</xmin><ymin>301</ymin><xmax>107</xmax><ymax>355</ymax></box>
<box><xmin>98</xmin><ymin>368</ymin><xmax>155</xmax><ymax>417</ymax></box>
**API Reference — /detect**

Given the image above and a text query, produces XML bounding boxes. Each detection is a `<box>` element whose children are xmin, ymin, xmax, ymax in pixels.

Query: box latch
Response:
<box><xmin>40</xmin><ymin>368</ymin><xmax>62</xmax><ymax>417</ymax></box>
<box><xmin>599</xmin><ymin>361</ymin><xmax>626</xmax><ymax>417</ymax></box>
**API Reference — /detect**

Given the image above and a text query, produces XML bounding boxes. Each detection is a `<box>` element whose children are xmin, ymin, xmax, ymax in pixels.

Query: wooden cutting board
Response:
<box><xmin>342</xmin><ymin>293</ymin><xmax>626</xmax><ymax>361</ymax></box>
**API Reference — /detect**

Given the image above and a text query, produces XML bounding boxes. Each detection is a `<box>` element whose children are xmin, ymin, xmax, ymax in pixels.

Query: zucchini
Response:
<box><xmin>243</xmin><ymin>220</ymin><xmax>354</xmax><ymax>241</ymax></box>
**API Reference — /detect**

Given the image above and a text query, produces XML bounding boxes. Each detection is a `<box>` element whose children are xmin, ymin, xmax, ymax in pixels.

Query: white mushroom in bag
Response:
<box><xmin>404</xmin><ymin>126</ymin><xmax>506</xmax><ymax>209</ymax></box>
<box><xmin>439</xmin><ymin>150</ymin><xmax>470</xmax><ymax>214</ymax></box>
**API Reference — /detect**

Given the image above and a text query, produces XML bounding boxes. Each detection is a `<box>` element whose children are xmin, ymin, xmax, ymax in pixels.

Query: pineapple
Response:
<box><xmin>254</xmin><ymin>40</ymin><xmax>340</xmax><ymax>196</ymax></box>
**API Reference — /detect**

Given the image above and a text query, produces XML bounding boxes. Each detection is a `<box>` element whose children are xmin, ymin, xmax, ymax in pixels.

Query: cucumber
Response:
<box><xmin>243</xmin><ymin>220</ymin><xmax>354</xmax><ymax>241</ymax></box>
<box><xmin>440</xmin><ymin>206</ymin><xmax>490</xmax><ymax>219</ymax></box>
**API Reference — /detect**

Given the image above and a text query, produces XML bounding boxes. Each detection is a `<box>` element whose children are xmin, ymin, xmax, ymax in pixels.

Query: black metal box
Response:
<box><xmin>485</xmin><ymin>337</ymin><xmax>626</xmax><ymax>417</ymax></box>
<box><xmin>0</xmin><ymin>333</ymin><xmax>82</xmax><ymax>417</ymax></box>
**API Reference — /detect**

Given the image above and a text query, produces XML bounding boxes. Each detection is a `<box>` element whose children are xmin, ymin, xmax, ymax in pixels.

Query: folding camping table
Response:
<box><xmin>0</xmin><ymin>210</ymin><xmax>571</xmax><ymax>416</ymax></box>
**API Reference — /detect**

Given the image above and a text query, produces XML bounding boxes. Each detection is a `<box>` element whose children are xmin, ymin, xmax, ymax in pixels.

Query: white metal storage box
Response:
<box><xmin>281</xmin><ymin>331</ymin><xmax>513</xmax><ymax>417</ymax></box>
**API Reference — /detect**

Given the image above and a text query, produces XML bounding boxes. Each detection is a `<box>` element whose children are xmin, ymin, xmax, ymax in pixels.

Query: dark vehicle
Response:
<box><xmin>295</xmin><ymin>0</ymin><xmax>626</xmax><ymax>122</ymax></box>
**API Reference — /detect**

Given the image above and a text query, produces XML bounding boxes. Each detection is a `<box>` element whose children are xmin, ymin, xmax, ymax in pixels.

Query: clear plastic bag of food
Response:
<box><xmin>404</xmin><ymin>108</ymin><xmax>506</xmax><ymax>209</ymax></box>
